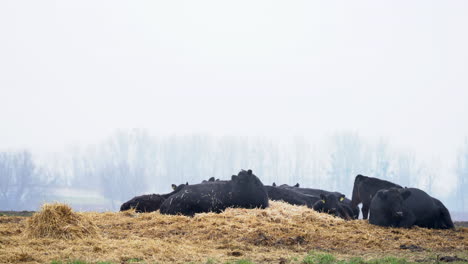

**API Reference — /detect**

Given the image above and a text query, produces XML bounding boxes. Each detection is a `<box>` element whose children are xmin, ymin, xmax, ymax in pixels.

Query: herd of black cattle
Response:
<box><xmin>120</xmin><ymin>170</ymin><xmax>454</xmax><ymax>229</ymax></box>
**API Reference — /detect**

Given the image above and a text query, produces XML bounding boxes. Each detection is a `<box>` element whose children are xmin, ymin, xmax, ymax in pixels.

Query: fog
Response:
<box><xmin>0</xmin><ymin>1</ymin><xmax>467</xmax><ymax>219</ymax></box>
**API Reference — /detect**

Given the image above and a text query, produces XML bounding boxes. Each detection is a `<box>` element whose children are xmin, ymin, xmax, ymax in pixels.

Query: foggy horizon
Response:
<box><xmin>1</xmin><ymin>1</ymin><xmax>467</xmax><ymax>218</ymax></box>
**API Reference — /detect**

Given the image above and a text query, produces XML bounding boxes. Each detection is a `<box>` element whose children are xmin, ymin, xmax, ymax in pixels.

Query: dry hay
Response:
<box><xmin>24</xmin><ymin>203</ymin><xmax>99</xmax><ymax>240</ymax></box>
<box><xmin>0</xmin><ymin>201</ymin><xmax>466</xmax><ymax>264</ymax></box>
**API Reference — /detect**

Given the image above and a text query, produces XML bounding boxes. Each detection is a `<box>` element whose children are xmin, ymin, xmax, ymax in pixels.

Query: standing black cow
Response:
<box><xmin>279</xmin><ymin>184</ymin><xmax>359</xmax><ymax>219</ymax></box>
<box><xmin>351</xmin><ymin>174</ymin><xmax>402</xmax><ymax>220</ymax></box>
<box><xmin>120</xmin><ymin>183</ymin><xmax>188</xmax><ymax>212</ymax></box>
<box><xmin>265</xmin><ymin>185</ymin><xmax>320</xmax><ymax>208</ymax></box>
<box><xmin>160</xmin><ymin>170</ymin><xmax>269</xmax><ymax>216</ymax></box>
<box><xmin>312</xmin><ymin>194</ymin><xmax>353</xmax><ymax>220</ymax></box>
<box><xmin>369</xmin><ymin>187</ymin><xmax>454</xmax><ymax>229</ymax></box>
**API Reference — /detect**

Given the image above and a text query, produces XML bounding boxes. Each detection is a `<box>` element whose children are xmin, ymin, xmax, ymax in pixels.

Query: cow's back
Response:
<box><xmin>403</xmin><ymin>188</ymin><xmax>453</xmax><ymax>229</ymax></box>
<box><xmin>354</xmin><ymin>175</ymin><xmax>401</xmax><ymax>204</ymax></box>
<box><xmin>265</xmin><ymin>186</ymin><xmax>319</xmax><ymax>207</ymax></box>
<box><xmin>160</xmin><ymin>183</ymin><xmax>232</xmax><ymax>215</ymax></box>
<box><xmin>160</xmin><ymin>173</ymin><xmax>269</xmax><ymax>216</ymax></box>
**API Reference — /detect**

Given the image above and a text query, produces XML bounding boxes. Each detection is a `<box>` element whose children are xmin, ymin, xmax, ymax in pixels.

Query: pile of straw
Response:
<box><xmin>0</xmin><ymin>201</ymin><xmax>465</xmax><ymax>263</ymax></box>
<box><xmin>24</xmin><ymin>203</ymin><xmax>99</xmax><ymax>240</ymax></box>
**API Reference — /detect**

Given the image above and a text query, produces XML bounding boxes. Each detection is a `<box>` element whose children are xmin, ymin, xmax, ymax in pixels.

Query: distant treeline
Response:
<box><xmin>0</xmin><ymin>129</ymin><xmax>467</xmax><ymax>216</ymax></box>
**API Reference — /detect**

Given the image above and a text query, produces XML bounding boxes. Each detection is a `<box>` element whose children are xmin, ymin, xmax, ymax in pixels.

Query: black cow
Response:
<box><xmin>202</xmin><ymin>177</ymin><xmax>216</xmax><ymax>183</ymax></box>
<box><xmin>202</xmin><ymin>177</ymin><xmax>225</xmax><ymax>184</ymax></box>
<box><xmin>120</xmin><ymin>183</ymin><xmax>188</xmax><ymax>212</ymax></box>
<box><xmin>272</xmin><ymin>182</ymin><xmax>299</xmax><ymax>187</ymax></box>
<box><xmin>312</xmin><ymin>194</ymin><xmax>352</xmax><ymax>220</ymax></box>
<box><xmin>369</xmin><ymin>187</ymin><xmax>454</xmax><ymax>229</ymax></box>
<box><xmin>120</xmin><ymin>194</ymin><xmax>166</xmax><ymax>213</ymax></box>
<box><xmin>279</xmin><ymin>184</ymin><xmax>359</xmax><ymax>219</ymax></box>
<box><xmin>278</xmin><ymin>184</ymin><xmax>342</xmax><ymax>198</ymax></box>
<box><xmin>351</xmin><ymin>174</ymin><xmax>402</xmax><ymax>219</ymax></box>
<box><xmin>265</xmin><ymin>185</ymin><xmax>319</xmax><ymax>207</ymax></box>
<box><xmin>160</xmin><ymin>169</ymin><xmax>269</xmax><ymax>216</ymax></box>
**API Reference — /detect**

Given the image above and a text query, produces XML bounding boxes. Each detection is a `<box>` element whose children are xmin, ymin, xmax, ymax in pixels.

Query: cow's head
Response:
<box><xmin>377</xmin><ymin>188</ymin><xmax>411</xmax><ymax>218</ymax></box>
<box><xmin>171</xmin><ymin>182</ymin><xmax>188</xmax><ymax>191</ymax></box>
<box><xmin>318</xmin><ymin>194</ymin><xmax>341</xmax><ymax>215</ymax></box>
<box><xmin>233</xmin><ymin>169</ymin><xmax>264</xmax><ymax>188</ymax></box>
<box><xmin>340</xmin><ymin>194</ymin><xmax>345</xmax><ymax>201</ymax></box>
<box><xmin>120</xmin><ymin>202</ymin><xmax>132</xmax><ymax>211</ymax></box>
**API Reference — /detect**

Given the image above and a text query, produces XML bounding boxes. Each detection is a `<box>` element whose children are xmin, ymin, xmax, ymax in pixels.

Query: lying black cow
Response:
<box><xmin>160</xmin><ymin>169</ymin><xmax>269</xmax><ymax>216</ymax></box>
<box><xmin>202</xmin><ymin>177</ymin><xmax>225</xmax><ymax>184</ymax></box>
<box><xmin>369</xmin><ymin>187</ymin><xmax>454</xmax><ymax>229</ymax></box>
<box><xmin>202</xmin><ymin>177</ymin><xmax>216</xmax><ymax>183</ymax></box>
<box><xmin>279</xmin><ymin>184</ymin><xmax>359</xmax><ymax>219</ymax></box>
<box><xmin>278</xmin><ymin>184</ymin><xmax>342</xmax><ymax>197</ymax></box>
<box><xmin>351</xmin><ymin>174</ymin><xmax>402</xmax><ymax>219</ymax></box>
<box><xmin>273</xmin><ymin>183</ymin><xmax>299</xmax><ymax>188</ymax></box>
<box><xmin>120</xmin><ymin>194</ymin><xmax>166</xmax><ymax>213</ymax></box>
<box><xmin>265</xmin><ymin>185</ymin><xmax>319</xmax><ymax>208</ymax></box>
<box><xmin>312</xmin><ymin>194</ymin><xmax>353</xmax><ymax>220</ymax></box>
<box><xmin>120</xmin><ymin>183</ymin><xmax>188</xmax><ymax>212</ymax></box>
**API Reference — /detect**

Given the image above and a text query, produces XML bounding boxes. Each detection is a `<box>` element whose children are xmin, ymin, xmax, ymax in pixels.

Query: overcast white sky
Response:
<box><xmin>1</xmin><ymin>1</ymin><xmax>467</xmax><ymax>163</ymax></box>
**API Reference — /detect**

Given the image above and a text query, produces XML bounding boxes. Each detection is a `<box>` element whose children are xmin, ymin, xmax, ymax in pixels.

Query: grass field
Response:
<box><xmin>0</xmin><ymin>201</ymin><xmax>466</xmax><ymax>264</ymax></box>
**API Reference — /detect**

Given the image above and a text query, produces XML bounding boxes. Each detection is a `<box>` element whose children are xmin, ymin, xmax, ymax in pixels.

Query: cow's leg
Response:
<box><xmin>362</xmin><ymin>203</ymin><xmax>370</xmax><ymax>220</ymax></box>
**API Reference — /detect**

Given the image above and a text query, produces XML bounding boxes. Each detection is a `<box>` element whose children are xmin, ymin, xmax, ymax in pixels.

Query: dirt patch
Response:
<box><xmin>439</xmin><ymin>256</ymin><xmax>468</xmax><ymax>262</ymax></box>
<box><xmin>399</xmin><ymin>244</ymin><xmax>425</xmax><ymax>252</ymax></box>
<box><xmin>0</xmin><ymin>201</ymin><xmax>466</xmax><ymax>263</ymax></box>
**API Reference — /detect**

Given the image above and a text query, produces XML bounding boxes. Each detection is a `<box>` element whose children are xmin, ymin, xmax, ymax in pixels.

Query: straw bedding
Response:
<box><xmin>0</xmin><ymin>201</ymin><xmax>466</xmax><ymax>263</ymax></box>
<box><xmin>24</xmin><ymin>203</ymin><xmax>99</xmax><ymax>240</ymax></box>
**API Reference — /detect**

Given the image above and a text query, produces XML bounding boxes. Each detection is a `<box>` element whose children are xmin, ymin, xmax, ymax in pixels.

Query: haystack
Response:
<box><xmin>24</xmin><ymin>203</ymin><xmax>100</xmax><ymax>239</ymax></box>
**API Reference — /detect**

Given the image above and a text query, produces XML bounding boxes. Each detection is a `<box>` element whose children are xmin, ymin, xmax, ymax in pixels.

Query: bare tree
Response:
<box><xmin>455</xmin><ymin>139</ymin><xmax>468</xmax><ymax>212</ymax></box>
<box><xmin>373</xmin><ymin>139</ymin><xmax>391</xmax><ymax>180</ymax></box>
<box><xmin>328</xmin><ymin>132</ymin><xmax>366</xmax><ymax>193</ymax></box>
<box><xmin>0</xmin><ymin>151</ymin><xmax>41</xmax><ymax>210</ymax></box>
<box><xmin>394</xmin><ymin>153</ymin><xmax>416</xmax><ymax>187</ymax></box>
<box><xmin>97</xmin><ymin>130</ymin><xmax>156</xmax><ymax>210</ymax></box>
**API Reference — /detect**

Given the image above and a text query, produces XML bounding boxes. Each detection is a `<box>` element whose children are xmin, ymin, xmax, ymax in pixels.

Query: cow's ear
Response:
<box><xmin>294</xmin><ymin>183</ymin><xmax>300</xmax><ymax>187</ymax></box>
<box><xmin>185</xmin><ymin>182</ymin><xmax>189</xmax><ymax>185</ymax></box>
<box><xmin>320</xmin><ymin>194</ymin><xmax>326</xmax><ymax>201</ymax></box>
<box><xmin>171</xmin><ymin>184</ymin><xmax>177</xmax><ymax>191</ymax></box>
<box><xmin>272</xmin><ymin>182</ymin><xmax>276</xmax><ymax>187</ymax></box>
<box><xmin>401</xmin><ymin>190</ymin><xmax>411</xmax><ymax>200</ymax></box>
<box><xmin>231</xmin><ymin>175</ymin><xmax>238</xmax><ymax>181</ymax></box>
<box><xmin>339</xmin><ymin>195</ymin><xmax>345</xmax><ymax>202</ymax></box>
<box><xmin>247</xmin><ymin>169</ymin><xmax>252</xmax><ymax>175</ymax></box>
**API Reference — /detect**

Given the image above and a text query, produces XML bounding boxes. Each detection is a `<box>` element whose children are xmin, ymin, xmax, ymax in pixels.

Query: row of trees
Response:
<box><xmin>1</xmin><ymin>130</ymin><xmax>467</xmax><ymax>214</ymax></box>
<box><xmin>0</xmin><ymin>151</ymin><xmax>47</xmax><ymax>210</ymax></box>
<box><xmin>455</xmin><ymin>139</ymin><xmax>468</xmax><ymax>213</ymax></box>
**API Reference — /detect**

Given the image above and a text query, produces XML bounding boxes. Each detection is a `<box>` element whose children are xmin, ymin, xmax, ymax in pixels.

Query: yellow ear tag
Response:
<box><xmin>172</xmin><ymin>185</ymin><xmax>176</xmax><ymax>191</ymax></box>
<box><xmin>340</xmin><ymin>197</ymin><xmax>344</xmax><ymax>202</ymax></box>
<box><xmin>321</xmin><ymin>200</ymin><xmax>326</xmax><ymax>204</ymax></box>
